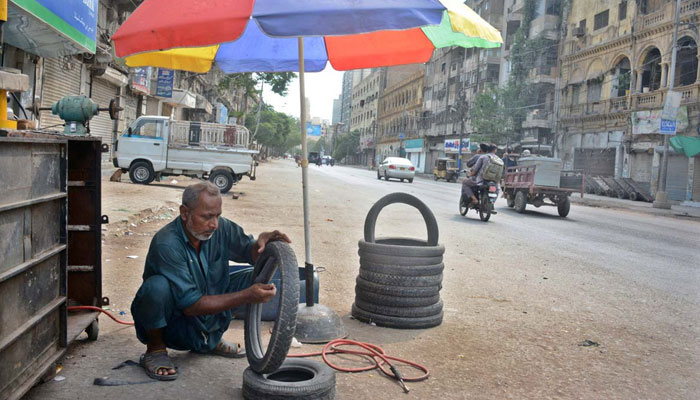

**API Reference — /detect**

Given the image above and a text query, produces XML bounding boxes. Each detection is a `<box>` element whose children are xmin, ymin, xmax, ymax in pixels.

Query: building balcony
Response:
<box><xmin>522</xmin><ymin>110</ymin><xmax>553</xmax><ymax>129</ymax></box>
<box><xmin>640</xmin><ymin>0</ymin><xmax>700</xmax><ymax>30</ymax></box>
<box><xmin>510</xmin><ymin>0</ymin><xmax>525</xmax><ymax>14</ymax></box>
<box><xmin>527</xmin><ymin>66</ymin><xmax>558</xmax><ymax>85</ymax></box>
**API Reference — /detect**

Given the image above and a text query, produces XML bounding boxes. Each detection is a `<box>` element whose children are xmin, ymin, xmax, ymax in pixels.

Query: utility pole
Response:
<box><xmin>653</xmin><ymin>0</ymin><xmax>681</xmax><ymax>209</ymax></box>
<box><xmin>457</xmin><ymin>88</ymin><xmax>466</xmax><ymax>170</ymax></box>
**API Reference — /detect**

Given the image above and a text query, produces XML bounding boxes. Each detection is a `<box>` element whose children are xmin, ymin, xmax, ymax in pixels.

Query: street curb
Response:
<box><xmin>570</xmin><ymin>195</ymin><xmax>700</xmax><ymax>219</ymax></box>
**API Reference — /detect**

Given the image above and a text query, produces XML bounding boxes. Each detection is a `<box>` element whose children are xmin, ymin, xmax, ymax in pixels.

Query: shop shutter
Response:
<box><xmin>89</xmin><ymin>77</ymin><xmax>117</xmax><ymax>148</ymax></box>
<box><xmin>574</xmin><ymin>148</ymin><xmax>616</xmax><ymax>176</ymax></box>
<box><xmin>665</xmin><ymin>155</ymin><xmax>688</xmax><ymax>201</ymax></box>
<box><xmin>40</xmin><ymin>58</ymin><xmax>82</xmax><ymax>130</ymax></box>
<box><xmin>693</xmin><ymin>159</ymin><xmax>700</xmax><ymax>201</ymax></box>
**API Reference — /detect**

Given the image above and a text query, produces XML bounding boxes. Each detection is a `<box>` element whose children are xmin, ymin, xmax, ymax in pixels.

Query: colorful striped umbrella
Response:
<box><xmin>112</xmin><ymin>1</ymin><xmax>502</xmax><ymax>341</ymax></box>
<box><xmin>112</xmin><ymin>0</ymin><xmax>503</xmax><ymax>73</ymax></box>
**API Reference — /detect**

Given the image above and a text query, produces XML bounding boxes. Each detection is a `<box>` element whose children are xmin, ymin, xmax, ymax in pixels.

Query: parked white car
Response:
<box><xmin>114</xmin><ymin>116</ymin><xmax>258</xmax><ymax>193</ymax></box>
<box><xmin>377</xmin><ymin>157</ymin><xmax>415</xmax><ymax>183</ymax></box>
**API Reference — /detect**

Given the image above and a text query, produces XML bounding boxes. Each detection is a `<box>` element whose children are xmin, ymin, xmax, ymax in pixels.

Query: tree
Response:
<box><xmin>332</xmin><ymin>130</ymin><xmax>360</xmax><ymax>163</ymax></box>
<box><xmin>470</xmin><ymin>84</ymin><xmax>526</xmax><ymax>145</ymax></box>
<box><xmin>219</xmin><ymin>72</ymin><xmax>296</xmax><ymax>123</ymax></box>
<box><xmin>311</xmin><ymin>137</ymin><xmax>327</xmax><ymax>153</ymax></box>
<box><xmin>243</xmin><ymin>107</ymin><xmax>298</xmax><ymax>156</ymax></box>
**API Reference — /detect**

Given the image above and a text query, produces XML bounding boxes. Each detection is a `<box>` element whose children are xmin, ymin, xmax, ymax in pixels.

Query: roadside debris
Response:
<box><xmin>578</xmin><ymin>340</ymin><xmax>600</xmax><ymax>347</ymax></box>
<box><xmin>290</xmin><ymin>337</ymin><xmax>302</xmax><ymax>348</ymax></box>
<box><xmin>126</xmin><ymin>255</ymin><xmax>138</xmax><ymax>259</ymax></box>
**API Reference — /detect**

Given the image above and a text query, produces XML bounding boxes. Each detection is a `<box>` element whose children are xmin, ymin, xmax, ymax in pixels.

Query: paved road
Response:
<box><xmin>306</xmin><ymin>163</ymin><xmax>700</xmax><ymax>398</ymax></box>
<box><xmin>24</xmin><ymin>161</ymin><xmax>699</xmax><ymax>400</ymax></box>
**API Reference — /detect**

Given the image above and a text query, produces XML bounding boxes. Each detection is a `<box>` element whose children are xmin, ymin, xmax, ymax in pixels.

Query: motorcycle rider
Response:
<box><xmin>461</xmin><ymin>143</ymin><xmax>498</xmax><ymax>206</ymax></box>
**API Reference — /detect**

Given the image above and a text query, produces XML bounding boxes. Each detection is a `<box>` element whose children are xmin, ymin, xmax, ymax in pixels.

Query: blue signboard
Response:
<box><xmin>10</xmin><ymin>0</ymin><xmax>98</xmax><ymax>54</ymax></box>
<box><xmin>660</xmin><ymin>119</ymin><xmax>677</xmax><ymax>135</ymax></box>
<box><xmin>306</xmin><ymin>122</ymin><xmax>322</xmax><ymax>137</ymax></box>
<box><xmin>156</xmin><ymin>69</ymin><xmax>174</xmax><ymax>98</ymax></box>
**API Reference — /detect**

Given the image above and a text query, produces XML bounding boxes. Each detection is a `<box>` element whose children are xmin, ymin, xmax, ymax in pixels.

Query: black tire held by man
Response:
<box><xmin>242</xmin><ymin>358</ymin><xmax>336</xmax><ymax>400</ymax></box>
<box><xmin>244</xmin><ymin>241</ymin><xmax>300</xmax><ymax>374</ymax></box>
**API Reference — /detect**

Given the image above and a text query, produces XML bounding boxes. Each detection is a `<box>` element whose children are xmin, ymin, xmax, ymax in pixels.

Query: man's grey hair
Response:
<box><xmin>182</xmin><ymin>182</ymin><xmax>221</xmax><ymax>209</ymax></box>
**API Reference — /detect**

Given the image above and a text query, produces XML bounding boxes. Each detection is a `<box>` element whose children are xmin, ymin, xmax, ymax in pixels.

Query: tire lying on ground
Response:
<box><xmin>352</xmin><ymin>303</ymin><xmax>443</xmax><ymax>330</ymax></box>
<box><xmin>359</xmin><ymin>261</ymin><xmax>444</xmax><ymax>277</ymax></box>
<box><xmin>245</xmin><ymin>241</ymin><xmax>300</xmax><ymax>374</ymax></box>
<box><xmin>358</xmin><ymin>270</ymin><xmax>443</xmax><ymax>287</ymax></box>
<box><xmin>355</xmin><ymin>276</ymin><xmax>441</xmax><ymax>298</ymax></box>
<box><xmin>354</xmin><ymin>287</ymin><xmax>441</xmax><ymax>308</ymax></box>
<box><xmin>354</xmin><ymin>298</ymin><xmax>443</xmax><ymax>318</ymax></box>
<box><xmin>242</xmin><ymin>358</ymin><xmax>336</xmax><ymax>400</ymax></box>
<box><xmin>354</xmin><ymin>192</ymin><xmax>445</xmax><ymax>329</ymax></box>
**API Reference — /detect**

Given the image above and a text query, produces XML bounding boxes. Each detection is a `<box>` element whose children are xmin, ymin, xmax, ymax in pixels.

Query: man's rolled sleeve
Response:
<box><xmin>150</xmin><ymin>245</ymin><xmax>203</xmax><ymax>310</ymax></box>
<box><xmin>221</xmin><ymin>218</ymin><xmax>256</xmax><ymax>265</ymax></box>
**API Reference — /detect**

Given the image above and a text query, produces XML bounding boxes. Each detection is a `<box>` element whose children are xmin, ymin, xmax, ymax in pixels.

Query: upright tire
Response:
<box><xmin>245</xmin><ymin>242</ymin><xmax>300</xmax><ymax>374</ymax></box>
<box><xmin>557</xmin><ymin>196</ymin><xmax>570</xmax><ymax>217</ymax></box>
<box><xmin>129</xmin><ymin>161</ymin><xmax>154</xmax><ymax>185</ymax></box>
<box><xmin>478</xmin><ymin>192</ymin><xmax>491</xmax><ymax>222</ymax></box>
<box><xmin>242</xmin><ymin>359</ymin><xmax>335</xmax><ymax>400</ymax></box>
<box><xmin>209</xmin><ymin>170</ymin><xmax>235</xmax><ymax>193</ymax></box>
<box><xmin>506</xmin><ymin>194</ymin><xmax>515</xmax><ymax>208</ymax></box>
<box><xmin>514</xmin><ymin>191</ymin><xmax>527</xmax><ymax>213</ymax></box>
<box><xmin>459</xmin><ymin>195</ymin><xmax>468</xmax><ymax>216</ymax></box>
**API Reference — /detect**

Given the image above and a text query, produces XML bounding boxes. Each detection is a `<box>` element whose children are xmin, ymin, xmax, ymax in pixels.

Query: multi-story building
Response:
<box><xmin>418</xmin><ymin>1</ymin><xmax>505</xmax><ymax>170</ymax></box>
<box><xmin>558</xmin><ymin>0</ymin><xmax>700</xmax><ymax>202</ymax></box>
<box><xmin>340</xmin><ymin>71</ymin><xmax>353</xmax><ymax>131</ymax></box>
<box><xmin>351</xmin><ymin>68</ymin><xmax>383</xmax><ymax>167</ymax></box>
<box><xmin>332</xmin><ymin>97</ymin><xmax>342</xmax><ymax>125</ymax></box>
<box><xmin>500</xmin><ymin>0</ymin><xmax>563</xmax><ymax>155</ymax></box>
<box><xmin>376</xmin><ymin>65</ymin><xmax>426</xmax><ymax>170</ymax></box>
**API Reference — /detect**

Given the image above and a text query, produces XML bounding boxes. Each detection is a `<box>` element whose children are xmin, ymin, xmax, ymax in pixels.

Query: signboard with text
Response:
<box><xmin>444</xmin><ymin>138</ymin><xmax>470</xmax><ymax>153</ymax></box>
<box><xmin>156</xmin><ymin>69</ymin><xmax>174</xmax><ymax>98</ymax></box>
<box><xmin>631</xmin><ymin>106</ymin><xmax>688</xmax><ymax>135</ymax></box>
<box><xmin>130</xmin><ymin>67</ymin><xmax>152</xmax><ymax>95</ymax></box>
<box><xmin>7</xmin><ymin>0</ymin><xmax>98</xmax><ymax>55</ymax></box>
<box><xmin>306</xmin><ymin>122</ymin><xmax>322</xmax><ymax>136</ymax></box>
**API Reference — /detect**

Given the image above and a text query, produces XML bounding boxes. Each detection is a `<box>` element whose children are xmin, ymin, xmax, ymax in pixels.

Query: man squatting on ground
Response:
<box><xmin>130</xmin><ymin>182</ymin><xmax>290</xmax><ymax>380</ymax></box>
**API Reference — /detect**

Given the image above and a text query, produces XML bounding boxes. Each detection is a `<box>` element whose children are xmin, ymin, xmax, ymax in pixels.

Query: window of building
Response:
<box><xmin>441</xmin><ymin>63</ymin><xmax>446</xmax><ymax>72</ymax></box>
<box><xmin>619</xmin><ymin>1</ymin><xmax>627</xmax><ymax>20</ymax></box>
<box><xmin>545</xmin><ymin>0</ymin><xmax>560</xmax><ymax>15</ymax></box>
<box><xmin>587</xmin><ymin>79</ymin><xmax>602</xmax><ymax>102</ymax></box>
<box><xmin>579</xmin><ymin>19</ymin><xmax>586</xmax><ymax>31</ymax></box>
<box><xmin>594</xmin><ymin>10</ymin><xmax>609</xmax><ymax>30</ymax></box>
<box><xmin>571</xmin><ymin>85</ymin><xmax>581</xmax><ymax>105</ymax></box>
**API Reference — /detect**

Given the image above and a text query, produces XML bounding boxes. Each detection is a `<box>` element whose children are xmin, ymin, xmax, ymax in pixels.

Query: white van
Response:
<box><xmin>113</xmin><ymin>116</ymin><xmax>258</xmax><ymax>193</ymax></box>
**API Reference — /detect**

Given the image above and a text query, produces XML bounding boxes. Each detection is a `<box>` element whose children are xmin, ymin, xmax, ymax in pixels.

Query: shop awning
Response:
<box><xmin>670</xmin><ymin>135</ymin><xmax>700</xmax><ymax>158</ymax></box>
<box><xmin>5</xmin><ymin>0</ymin><xmax>97</xmax><ymax>57</ymax></box>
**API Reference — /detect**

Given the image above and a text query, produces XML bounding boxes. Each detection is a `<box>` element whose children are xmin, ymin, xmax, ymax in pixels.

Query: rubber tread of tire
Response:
<box><xmin>354</xmin><ymin>298</ymin><xmax>443</xmax><ymax>318</ymax></box>
<box><xmin>244</xmin><ymin>241</ymin><xmax>300</xmax><ymax>374</ymax></box>
<box><xmin>355</xmin><ymin>288</ymin><xmax>441</xmax><ymax>307</ymax></box>
<box><xmin>359</xmin><ymin>270</ymin><xmax>443</xmax><ymax>287</ymax></box>
<box><xmin>242</xmin><ymin>359</ymin><xmax>335</xmax><ymax>400</ymax></box>
<box><xmin>351</xmin><ymin>303</ymin><xmax>443</xmax><ymax>329</ymax></box>
<box><xmin>358</xmin><ymin>238</ymin><xmax>445</xmax><ymax>258</ymax></box>
<box><xmin>364</xmin><ymin>192</ymin><xmax>439</xmax><ymax>246</ymax></box>
<box><xmin>359</xmin><ymin>252</ymin><xmax>443</xmax><ymax>267</ymax></box>
<box><xmin>360</xmin><ymin>261</ymin><xmax>444</xmax><ymax>277</ymax></box>
<box><xmin>355</xmin><ymin>276</ymin><xmax>441</xmax><ymax>297</ymax></box>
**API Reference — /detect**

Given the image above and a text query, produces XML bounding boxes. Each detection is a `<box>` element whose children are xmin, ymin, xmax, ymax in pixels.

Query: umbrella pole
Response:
<box><xmin>295</xmin><ymin>37</ymin><xmax>346</xmax><ymax>343</ymax></box>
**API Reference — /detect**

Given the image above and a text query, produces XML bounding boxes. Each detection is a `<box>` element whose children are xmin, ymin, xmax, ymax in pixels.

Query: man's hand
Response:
<box><xmin>246</xmin><ymin>283</ymin><xmax>277</xmax><ymax>304</ymax></box>
<box><xmin>255</xmin><ymin>230</ymin><xmax>292</xmax><ymax>255</ymax></box>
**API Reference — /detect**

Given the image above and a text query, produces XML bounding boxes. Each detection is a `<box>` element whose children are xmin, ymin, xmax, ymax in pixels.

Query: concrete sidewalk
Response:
<box><xmin>570</xmin><ymin>193</ymin><xmax>700</xmax><ymax>219</ymax></box>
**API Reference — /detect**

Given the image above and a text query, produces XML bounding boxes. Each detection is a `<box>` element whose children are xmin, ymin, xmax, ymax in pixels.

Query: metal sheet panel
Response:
<box><xmin>90</xmin><ymin>78</ymin><xmax>117</xmax><ymax>151</ymax></box>
<box><xmin>574</xmin><ymin>148</ymin><xmax>616</xmax><ymax>176</ymax></box>
<box><xmin>0</xmin><ymin>136</ymin><xmax>67</xmax><ymax>400</ymax></box>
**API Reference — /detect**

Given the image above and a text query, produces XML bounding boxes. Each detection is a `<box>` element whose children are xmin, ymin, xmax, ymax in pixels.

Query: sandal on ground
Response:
<box><xmin>139</xmin><ymin>350</ymin><xmax>178</xmax><ymax>381</ymax></box>
<box><xmin>211</xmin><ymin>339</ymin><xmax>246</xmax><ymax>358</ymax></box>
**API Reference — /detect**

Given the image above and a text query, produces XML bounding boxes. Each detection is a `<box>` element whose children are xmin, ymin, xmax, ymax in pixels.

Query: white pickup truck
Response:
<box><xmin>113</xmin><ymin>116</ymin><xmax>258</xmax><ymax>193</ymax></box>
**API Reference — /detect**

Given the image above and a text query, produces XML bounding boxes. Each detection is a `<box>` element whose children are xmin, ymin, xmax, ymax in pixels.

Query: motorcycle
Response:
<box><xmin>459</xmin><ymin>180</ymin><xmax>498</xmax><ymax>222</ymax></box>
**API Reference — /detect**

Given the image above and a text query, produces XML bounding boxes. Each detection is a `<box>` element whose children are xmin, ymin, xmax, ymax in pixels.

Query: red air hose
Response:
<box><xmin>67</xmin><ymin>306</ymin><xmax>135</xmax><ymax>326</ymax></box>
<box><xmin>288</xmin><ymin>338</ymin><xmax>429</xmax><ymax>393</ymax></box>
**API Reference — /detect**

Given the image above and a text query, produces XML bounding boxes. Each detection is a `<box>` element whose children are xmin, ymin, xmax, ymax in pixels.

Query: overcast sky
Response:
<box><xmin>265</xmin><ymin>68</ymin><xmax>343</xmax><ymax>122</ymax></box>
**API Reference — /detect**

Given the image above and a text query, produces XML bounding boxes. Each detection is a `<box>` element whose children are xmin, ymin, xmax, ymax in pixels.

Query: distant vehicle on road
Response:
<box><xmin>377</xmin><ymin>157</ymin><xmax>415</xmax><ymax>183</ymax></box>
<box><xmin>323</xmin><ymin>155</ymin><xmax>335</xmax><ymax>166</ymax></box>
<box><xmin>308</xmin><ymin>151</ymin><xmax>321</xmax><ymax>165</ymax></box>
<box><xmin>113</xmin><ymin>116</ymin><xmax>257</xmax><ymax>193</ymax></box>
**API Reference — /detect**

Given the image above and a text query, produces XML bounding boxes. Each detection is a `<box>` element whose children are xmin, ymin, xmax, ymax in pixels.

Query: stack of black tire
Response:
<box><xmin>352</xmin><ymin>193</ymin><xmax>444</xmax><ymax>329</ymax></box>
